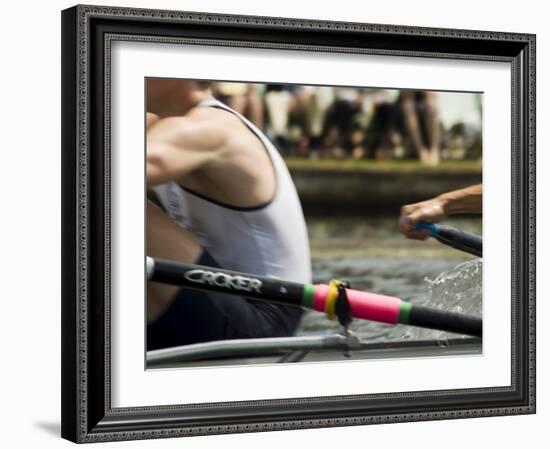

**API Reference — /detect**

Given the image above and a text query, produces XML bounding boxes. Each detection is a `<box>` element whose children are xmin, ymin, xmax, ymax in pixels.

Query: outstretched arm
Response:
<box><xmin>398</xmin><ymin>184</ymin><xmax>482</xmax><ymax>240</ymax></box>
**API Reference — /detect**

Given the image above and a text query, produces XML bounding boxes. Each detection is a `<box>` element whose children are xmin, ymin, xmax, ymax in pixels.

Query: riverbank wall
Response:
<box><xmin>287</xmin><ymin>161</ymin><xmax>482</xmax><ymax>214</ymax></box>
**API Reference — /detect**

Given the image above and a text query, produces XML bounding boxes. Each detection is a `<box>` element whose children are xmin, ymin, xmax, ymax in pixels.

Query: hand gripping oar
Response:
<box><xmin>147</xmin><ymin>257</ymin><xmax>482</xmax><ymax>337</ymax></box>
<box><xmin>414</xmin><ymin>222</ymin><xmax>482</xmax><ymax>257</ymax></box>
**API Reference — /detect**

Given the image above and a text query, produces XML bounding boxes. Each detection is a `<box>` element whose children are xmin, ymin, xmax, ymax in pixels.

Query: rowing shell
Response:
<box><xmin>147</xmin><ymin>335</ymin><xmax>482</xmax><ymax>368</ymax></box>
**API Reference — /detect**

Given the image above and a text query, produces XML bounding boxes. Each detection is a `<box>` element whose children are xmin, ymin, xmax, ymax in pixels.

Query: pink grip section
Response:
<box><xmin>313</xmin><ymin>285</ymin><xmax>402</xmax><ymax>324</ymax></box>
<box><xmin>346</xmin><ymin>288</ymin><xmax>402</xmax><ymax>324</ymax></box>
<box><xmin>313</xmin><ymin>284</ymin><xmax>330</xmax><ymax>312</ymax></box>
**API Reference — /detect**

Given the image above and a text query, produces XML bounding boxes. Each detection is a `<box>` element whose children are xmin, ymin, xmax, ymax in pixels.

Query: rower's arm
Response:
<box><xmin>398</xmin><ymin>184</ymin><xmax>482</xmax><ymax>240</ymax></box>
<box><xmin>146</xmin><ymin>140</ymin><xmax>215</xmax><ymax>186</ymax></box>
<box><xmin>438</xmin><ymin>184</ymin><xmax>483</xmax><ymax>215</ymax></box>
<box><xmin>146</xmin><ymin>118</ymin><xmax>223</xmax><ymax>187</ymax></box>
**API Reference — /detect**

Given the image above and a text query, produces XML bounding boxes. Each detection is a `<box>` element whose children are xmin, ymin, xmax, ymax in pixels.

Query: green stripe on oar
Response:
<box><xmin>399</xmin><ymin>301</ymin><xmax>412</xmax><ymax>324</ymax></box>
<box><xmin>301</xmin><ymin>284</ymin><xmax>315</xmax><ymax>309</ymax></box>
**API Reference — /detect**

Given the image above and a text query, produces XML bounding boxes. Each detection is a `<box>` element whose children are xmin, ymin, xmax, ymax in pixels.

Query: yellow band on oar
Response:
<box><xmin>325</xmin><ymin>279</ymin><xmax>341</xmax><ymax>320</ymax></box>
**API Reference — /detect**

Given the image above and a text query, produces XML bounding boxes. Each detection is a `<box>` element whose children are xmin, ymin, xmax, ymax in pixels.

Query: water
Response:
<box><xmin>296</xmin><ymin>216</ymin><xmax>482</xmax><ymax>342</ymax></box>
<box><xmin>402</xmin><ymin>259</ymin><xmax>482</xmax><ymax>340</ymax></box>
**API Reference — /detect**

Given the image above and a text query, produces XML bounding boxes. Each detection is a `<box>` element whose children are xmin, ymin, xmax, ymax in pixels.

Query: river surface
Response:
<box><xmin>296</xmin><ymin>216</ymin><xmax>482</xmax><ymax>341</ymax></box>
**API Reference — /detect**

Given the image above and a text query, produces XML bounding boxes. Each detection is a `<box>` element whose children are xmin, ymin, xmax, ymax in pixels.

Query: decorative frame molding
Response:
<box><xmin>61</xmin><ymin>4</ymin><xmax>536</xmax><ymax>443</ymax></box>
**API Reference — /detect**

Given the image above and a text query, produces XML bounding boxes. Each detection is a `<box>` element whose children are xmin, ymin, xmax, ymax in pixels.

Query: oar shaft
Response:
<box><xmin>415</xmin><ymin>222</ymin><xmax>482</xmax><ymax>257</ymax></box>
<box><xmin>147</xmin><ymin>257</ymin><xmax>482</xmax><ymax>337</ymax></box>
<box><xmin>403</xmin><ymin>304</ymin><xmax>482</xmax><ymax>337</ymax></box>
<box><xmin>148</xmin><ymin>257</ymin><xmax>305</xmax><ymax>307</ymax></box>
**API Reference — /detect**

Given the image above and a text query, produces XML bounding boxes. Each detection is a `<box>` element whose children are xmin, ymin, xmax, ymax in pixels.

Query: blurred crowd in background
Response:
<box><xmin>211</xmin><ymin>82</ymin><xmax>483</xmax><ymax>166</ymax></box>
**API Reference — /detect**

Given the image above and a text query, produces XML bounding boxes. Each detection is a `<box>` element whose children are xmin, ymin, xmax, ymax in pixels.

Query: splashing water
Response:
<box><xmin>402</xmin><ymin>258</ymin><xmax>482</xmax><ymax>340</ymax></box>
<box><xmin>298</xmin><ymin>258</ymin><xmax>482</xmax><ymax>342</ymax></box>
<box><xmin>296</xmin><ymin>216</ymin><xmax>483</xmax><ymax>342</ymax></box>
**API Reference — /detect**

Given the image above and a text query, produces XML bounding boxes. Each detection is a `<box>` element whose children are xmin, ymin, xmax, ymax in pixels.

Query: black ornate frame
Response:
<box><xmin>61</xmin><ymin>4</ymin><xmax>536</xmax><ymax>443</ymax></box>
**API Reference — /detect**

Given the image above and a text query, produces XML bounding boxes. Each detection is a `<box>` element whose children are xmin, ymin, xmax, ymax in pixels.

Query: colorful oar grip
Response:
<box><xmin>414</xmin><ymin>221</ymin><xmax>482</xmax><ymax>257</ymax></box>
<box><xmin>414</xmin><ymin>221</ymin><xmax>439</xmax><ymax>236</ymax></box>
<box><xmin>313</xmin><ymin>284</ymin><xmax>402</xmax><ymax>324</ymax></box>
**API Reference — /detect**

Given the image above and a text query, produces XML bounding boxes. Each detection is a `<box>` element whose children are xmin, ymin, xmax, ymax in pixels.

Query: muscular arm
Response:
<box><xmin>146</xmin><ymin>115</ymin><xmax>224</xmax><ymax>187</ymax></box>
<box><xmin>147</xmin><ymin>139</ymin><xmax>215</xmax><ymax>186</ymax></box>
<box><xmin>436</xmin><ymin>184</ymin><xmax>482</xmax><ymax>215</ymax></box>
<box><xmin>398</xmin><ymin>184</ymin><xmax>482</xmax><ymax>240</ymax></box>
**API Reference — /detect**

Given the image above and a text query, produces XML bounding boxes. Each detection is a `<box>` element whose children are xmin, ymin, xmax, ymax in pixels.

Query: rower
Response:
<box><xmin>146</xmin><ymin>79</ymin><xmax>312</xmax><ymax>350</ymax></box>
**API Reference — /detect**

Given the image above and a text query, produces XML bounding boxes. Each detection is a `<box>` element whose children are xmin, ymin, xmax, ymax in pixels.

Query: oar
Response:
<box><xmin>147</xmin><ymin>257</ymin><xmax>482</xmax><ymax>337</ymax></box>
<box><xmin>414</xmin><ymin>222</ymin><xmax>482</xmax><ymax>257</ymax></box>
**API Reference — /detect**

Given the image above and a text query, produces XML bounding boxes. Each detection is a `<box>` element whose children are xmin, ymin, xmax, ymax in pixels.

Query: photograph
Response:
<box><xmin>60</xmin><ymin>5</ymin><xmax>535</xmax><ymax>443</ymax></box>
<box><xmin>145</xmin><ymin>78</ymin><xmax>483</xmax><ymax>369</ymax></box>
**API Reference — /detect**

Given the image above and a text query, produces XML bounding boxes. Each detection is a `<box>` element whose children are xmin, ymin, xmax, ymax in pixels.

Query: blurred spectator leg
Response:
<box><xmin>422</xmin><ymin>91</ymin><xmax>441</xmax><ymax>166</ymax></box>
<box><xmin>246</xmin><ymin>84</ymin><xmax>265</xmax><ymax>130</ymax></box>
<box><xmin>351</xmin><ymin>129</ymin><xmax>366</xmax><ymax>159</ymax></box>
<box><xmin>265</xmin><ymin>90</ymin><xmax>292</xmax><ymax>155</ymax></box>
<box><xmin>306</xmin><ymin>87</ymin><xmax>334</xmax><ymax>159</ymax></box>
<box><xmin>400</xmin><ymin>90</ymin><xmax>431</xmax><ymax>164</ymax></box>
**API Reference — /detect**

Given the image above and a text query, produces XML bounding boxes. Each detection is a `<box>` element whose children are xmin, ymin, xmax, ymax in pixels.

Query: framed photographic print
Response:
<box><xmin>61</xmin><ymin>4</ymin><xmax>536</xmax><ymax>443</ymax></box>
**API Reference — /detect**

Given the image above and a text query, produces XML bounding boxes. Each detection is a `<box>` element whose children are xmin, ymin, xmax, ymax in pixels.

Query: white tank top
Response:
<box><xmin>152</xmin><ymin>99</ymin><xmax>312</xmax><ymax>284</ymax></box>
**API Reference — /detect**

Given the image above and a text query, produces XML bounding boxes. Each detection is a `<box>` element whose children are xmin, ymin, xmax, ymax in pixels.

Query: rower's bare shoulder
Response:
<box><xmin>149</xmin><ymin>115</ymin><xmax>228</xmax><ymax>153</ymax></box>
<box><xmin>190</xmin><ymin>107</ymin><xmax>240</xmax><ymax>134</ymax></box>
<box><xmin>186</xmin><ymin>108</ymin><xmax>241</xmax><ymax>148</ymax></box>
<box><xmin>192</xmin><ymin>107</ymin><xmax>259</xmax><ymax>150</ymax></box>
